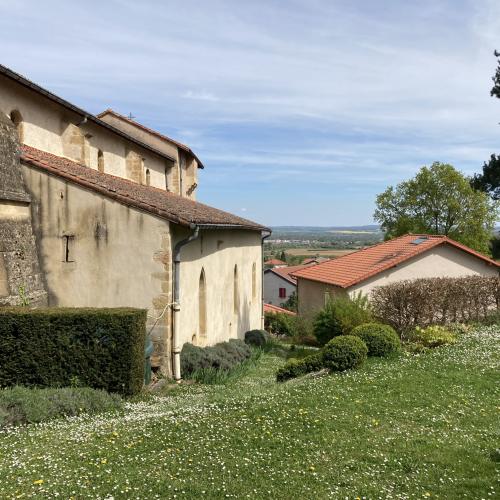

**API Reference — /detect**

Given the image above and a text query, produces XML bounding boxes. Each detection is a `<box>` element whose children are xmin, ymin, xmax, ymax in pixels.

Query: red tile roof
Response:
<box><xmin>265</xmin><ymin>259</ymin><xmax>287</xmax><ymax>266</ymax></box>
<box><xmin>266</xmin><ymin>263</ymin><xmax>316</xmax><ymax>285</ymax></box>
<box><xmin>292</xmin><ymin>234</ymin><xmax>499</xmax><ymax>288</ymax></box>
<box><xmin>97</xmin><ymin>109</ymin><xmax>204</xmax><ymax>168</ymax></box>
<box><xmin>20</xmin><ymin>145</ymin><xmax>267</xmax><ymax>231</ymax></box>
<box><xmin>264</xmin><ymin>303</ymin><xmax>296</xmax><ymax>316</ymax></box>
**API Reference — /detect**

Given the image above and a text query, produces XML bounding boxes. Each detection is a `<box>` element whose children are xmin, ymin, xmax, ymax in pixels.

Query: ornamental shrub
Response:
<box><xmin>244</xmin><ymin>329</ymin><xmax>269</xmax><ymax>347</ymax></box>
<box><xmin>322</xmin><ymin>335</ymin><xmax>368</xmax><ymax>372</ymax></box>
<box><xmin>351</xmin><ymin>323</ymin><xmax>400</xmax><ymax>357</ymax></box>
<box><xmin>180</xmin><ymin>339</ymin><xmax>252</xmax><ymax>377</ymax></box>
<box><xmin>0</xmin><ymin>386</ymin><xmax>122</xmax><ymax>428</ymax></box>
<box><xmin>0</xmin><ymin>307</ymin><xmax>146</xmax><ymax>395</ymax></box>
<box><xmin>276</xmin><ymin>352</ymin><xmax>324</xmax><ymax>382</ymax></box>
<box><xmin>371</xmin><ymin>276</ymin><xmax>500</xmax><ymax>333</ymax></box>
<box><xmin>265</xmin><ymin>312</ymin><xmax>295</xmax><ymax>336</ymax></box>
<box><xmin>313</xmin><ymin>294</ymin><xmax>372</xmax><ymax>345</ymax></box>
<box><xmin>410</xmin><ymin>325</ymin><xmax>456</xmax><ymax>348</ymax></box>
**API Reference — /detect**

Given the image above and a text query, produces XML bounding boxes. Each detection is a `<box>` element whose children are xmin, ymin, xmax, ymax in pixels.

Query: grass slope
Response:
<box><xmin>0</xmin><ymin>327</ymin><xmax>499</xmax><ymax>499</ymax></box>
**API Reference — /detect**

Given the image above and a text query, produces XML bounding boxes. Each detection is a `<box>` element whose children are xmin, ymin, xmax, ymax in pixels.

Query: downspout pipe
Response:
<box><xmin>261</xmin><ymin>230</ymin><xmax>272</xmax><ymax>329</ymax></box>
<box><xmin>172</xmin><ymin>224</ymin><xmax>200</xmax><ymax>380</ymax></box>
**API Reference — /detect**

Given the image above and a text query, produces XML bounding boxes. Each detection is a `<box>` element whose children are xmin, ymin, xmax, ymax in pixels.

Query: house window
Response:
<box><xmin>233</xmin><ymin>264</ymin><xmax>239</xmax><ymax>315</ymax></box>
<box><xmin>9</xmin><ymin>110</ymin><xmax>24</xmax><ymax>142</ymax></box>
<box><xmin>199</xmin><ymin>268</ymin><xmax>207</xmax><ymax>337</ymax></box>
<box><xmin>252</xmin><ymin>262</ymin><xmax>256</xmax><ymax>300</ymax></box>
<box><xmin>97</xmin><ymin>150</ymin><xmax>104</xmax><ymax>173</ymax></box>
<box><xmin>62</xmin><ymin>235</ymin><xmax>75</xmax><ymax>262</ymax></box>
<box><xmin>279</xmin><ymin>287</ymin><xmax>286</xmax><ymax>299</ymax></box>
<box><xmin>146</xmin><ymin>168</ymin><xmax>151</xmax><ymax>186</ymax></box>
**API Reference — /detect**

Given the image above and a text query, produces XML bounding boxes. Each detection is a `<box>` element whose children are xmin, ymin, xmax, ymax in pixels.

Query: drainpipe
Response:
<box><xmin>261</xmin><ymin>230</ymin><xmax>272</xmax><ymax>328</ymax></box>
<box><xmin>172</xmin><ymin>224</ymin><xmax>200</xmax><ymax>380</ymax></box>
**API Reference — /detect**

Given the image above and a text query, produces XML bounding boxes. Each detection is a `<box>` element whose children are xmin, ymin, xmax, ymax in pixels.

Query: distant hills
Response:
<box><xmin>271</xmin><ymin>225</ymin><xmax>382</xmax><ymax>233</ymax></box>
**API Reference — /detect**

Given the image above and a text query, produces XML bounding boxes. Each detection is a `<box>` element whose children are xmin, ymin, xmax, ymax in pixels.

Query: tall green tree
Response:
<box><xmin>374</xmin><ymin>162</ymin><xmax>498</xmax><ymax>254</ymax></box>
<box><xmin>471</xmin><ymin>51</ymin><xmax>500</xmax><ymax>199</ymax></box>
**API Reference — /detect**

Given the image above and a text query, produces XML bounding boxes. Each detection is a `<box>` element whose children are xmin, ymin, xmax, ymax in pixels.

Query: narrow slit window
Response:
<box><xmin>63</xmin><ymin>235</ymin><xmax>75</xmax><ymax>262</ymax></box>
<box><xmin>97</xmin><ymin>149</ymin><xmax>104</xmax><ymax>173</ymax></box>
<box><xmin>146</xmin><ymin>168</ymin><xmax>151</xmax><ymax>186</ymax></box>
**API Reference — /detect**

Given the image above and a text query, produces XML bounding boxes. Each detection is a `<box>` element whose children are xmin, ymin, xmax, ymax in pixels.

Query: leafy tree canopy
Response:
<box><xmin>374</xmin><ymin>162</ymin><xmax>498</xmax><ymax>254</ymax></box>
<box><xmin>470</xmin><ymin>154</ymin><xmax>500</xmax><ymax>200</ymax></box>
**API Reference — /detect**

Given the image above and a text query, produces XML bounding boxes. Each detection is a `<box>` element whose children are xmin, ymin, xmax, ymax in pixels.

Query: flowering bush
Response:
<box><xmin>351</xmin><ymin>323</ymin><xmax>400</xmax><ymax>357</ymax></box>
<box><xmin>410</xmin><ymin>325</ymin><xmax>456</xmax><ymax>348</ymax></box>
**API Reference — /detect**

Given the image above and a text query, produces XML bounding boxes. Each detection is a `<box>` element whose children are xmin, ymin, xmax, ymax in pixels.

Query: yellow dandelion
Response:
<box><xmin>33</xmin><ymin>479</ymin><xmax>44</xmax><ymax>485</ymax></box>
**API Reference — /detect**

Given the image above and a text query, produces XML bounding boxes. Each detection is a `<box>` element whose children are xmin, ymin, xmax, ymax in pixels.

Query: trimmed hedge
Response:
<box><xmin>351</xmin><ymin>323</ymin><xmax>400</xmax><ymax>357</ymax></box>
<box><xmin>244</xmin><ymin>329</ymin><xmax>269</xmax><ymax>347</ymax></box>
<box><xmin>322</xmin><ymin>335</ymin><xmax>368</xmax><ymax>372</ymax></box>
<box><xmin>371</xmin><ymin>276</ymin><xmax>500</xmax><ymax>333</ymax></box>
<box><xmin>0</xmin><ymin>307</ymin><xmax>146</xmax><ymax>395</ymax></box>
<box><xmin>180</xmin><ymin>339</ymin><xmax>252</xmax><ymax>376</ymax></box>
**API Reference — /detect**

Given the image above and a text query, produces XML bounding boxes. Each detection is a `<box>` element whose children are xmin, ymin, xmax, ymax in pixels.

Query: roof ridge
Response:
<box><xmin>97</xmin><ymin>108</ymin><xmax>204</xmax><ymax>168</ymax></box>
<box><xmin>19</xmin><ymin>145</ymin><xmax>267</xmax><ymax>231</ymax></box>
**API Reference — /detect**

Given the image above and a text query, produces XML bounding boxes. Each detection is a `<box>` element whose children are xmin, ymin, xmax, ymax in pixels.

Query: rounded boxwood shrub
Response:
<box><xmin>322</xmin><ymin>335</ymin><xmax>368</xmax><ymax>372</ymax></box>
<box><xmin>351</xmin><ymin>323</ymin><xmax>400</xmax><ymax>357</ymax></box>
<box><xmin>244</xmin><ymin>329</ymin><xmax>269</xmax><ymax>347</ymax></box>
<box><xmin>276</xmin><ymin>352</ymin><xmax>324</xmax><ymax>382</ymax></box>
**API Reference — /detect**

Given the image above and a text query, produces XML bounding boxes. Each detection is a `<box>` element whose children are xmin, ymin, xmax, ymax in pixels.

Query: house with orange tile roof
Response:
<box><xmin>264</xmin><ymin>258</ymin><xmax>287</xmax><ymax>268</ymax></box>
<box><xmin>264</xmin><ymin>303</ymin><xmax>297</xmax><ymax>316</ymax></box>
<box><xmin>292</xmin><ymin>234</ymin><xmax>500</xmax><ymax>315</ymax></box>
<box><xmin>0</xmin><ymin>64</ymin><xmax>270</xmax><ymax>380</ymax></box>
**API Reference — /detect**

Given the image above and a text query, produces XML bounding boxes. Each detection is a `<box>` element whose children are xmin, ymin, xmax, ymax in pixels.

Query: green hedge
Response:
<box><xmin>322</xmin><ymin>335</ymin><xmax>368</xmax><ymax>372</ymax></box>
<box><xmin>244</xmin><ymin>329</ymin><xmax>269</xmax><ymax>347</ymax></box>
<box><xmin>0</xmin><ymin>307</ymin><xmax>146</xmax><ymax>395</ymax></box>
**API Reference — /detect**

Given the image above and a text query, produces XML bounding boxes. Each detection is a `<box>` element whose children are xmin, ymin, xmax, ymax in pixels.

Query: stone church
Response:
<box><xmin>0</xmin><ymin>64</ymin><xmax>268</xmax><ymax>378</ymax></box>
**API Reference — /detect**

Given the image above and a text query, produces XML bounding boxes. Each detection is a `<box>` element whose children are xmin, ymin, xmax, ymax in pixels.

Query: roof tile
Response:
<box><xmin>292</xmin><ymin>234</ymin><xmax>499</xmax><ymax>287</ymax></box>
<box><xmin>20</xmin><ymin>145</ymin><xmax>267</xmax><ymax>231</ymax></box>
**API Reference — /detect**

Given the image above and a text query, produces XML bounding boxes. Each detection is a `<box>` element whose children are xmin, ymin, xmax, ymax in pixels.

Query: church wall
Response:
<box><xmin>0</xmin><ymin>75</ymin><xmax>171</xmax><ymax>191</ymax></box>
<box><xmin>175</xmin><ymin>228</ymin><xmax>262</xmax><ymax>347</ymax></box>
<box><xmin>22</xmin><ymin>164</ymin><xmax>173</xmax><ymax>371</ymax></box>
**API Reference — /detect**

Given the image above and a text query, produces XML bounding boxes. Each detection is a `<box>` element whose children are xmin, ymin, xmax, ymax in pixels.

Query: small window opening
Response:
<box><xmin>62</xmin><ymin>235</ymin><xmax>75</xmax><ymax>262</ymax></box>
<box><xmin>252</xmin><ymin>262</ymin><xmax>257</xmax><ymax>300</ymax></box>
<box><xmin>279</xmin><ymin>287</ymin><xmax>286</xmax><ymax>299</ymax></box>
<box><xmin>165</xmin><ymin>166</ymin><xmax>169</xmax><ymax>191</ymax></box>
<box><xmin>97</xmin><ymin>150</ymin><xmax>104</xmax><ymax>173</ymax></box>
<box><xmin>233</xmin><ymin>264</ymin><xmax>239</xmax><ymax>315</ymax></box>
<box><xmin>199</xmin><ymin>268</ymin><xmax>207</xmax><ymax>337</ymax></box>
<box><xmin>9</xmin><ymin>110</ymin><xmax>24</xmax><ymax>142</ymax></box>
<box><xmin>146</xmin><ymin>168</ymin><xmax>151</xmax><ymax>186</ymax></box>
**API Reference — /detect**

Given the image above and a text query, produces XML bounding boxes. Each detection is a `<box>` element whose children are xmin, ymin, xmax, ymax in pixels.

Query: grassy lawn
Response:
<box><xmin>0</xmin><ymin>327</ymin><xmax>498</xmax><ymax>499</ymax></box>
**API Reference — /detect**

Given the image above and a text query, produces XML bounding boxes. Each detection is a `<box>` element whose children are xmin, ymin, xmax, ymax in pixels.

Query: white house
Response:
<box><xmin>293</xmin><ymin>234</ymin><xmax>500</xmax><ymax>316</ymax></box>
<box><xmin>264</xmin><ymin>264</ymin><xmax>313</xmax><ymax>306</ymax></box>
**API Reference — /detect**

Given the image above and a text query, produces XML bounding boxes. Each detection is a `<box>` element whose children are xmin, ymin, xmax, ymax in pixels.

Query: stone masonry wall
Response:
<box><xmin>0</xmin><ymin>113</ymin><xmax>47</xmax><ymax>306</ymax></box>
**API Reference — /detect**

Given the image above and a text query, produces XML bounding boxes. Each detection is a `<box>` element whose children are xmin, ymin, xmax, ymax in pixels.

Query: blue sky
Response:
<box><xmin>1</xmin><ymin>0</ymin><xmax>500</xmax><ymax>226</ymax></box>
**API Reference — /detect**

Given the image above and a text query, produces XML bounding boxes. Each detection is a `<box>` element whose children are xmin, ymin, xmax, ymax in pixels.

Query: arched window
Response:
<box><xmin>233</xmin><ymin>264</ymin><xmax>239</xmax><ymax>315</ymax></box>
<box><xmin>9</xmin><ymin>110</ymin><xmax>24</xmax><ymax>142</ymax></box>
<box><xmin>145</xmin><ymin>168</ymin><xmax>151</xmax><ymax>186</ymax></box>
<box><xmin>252</xmin><ymin>262</ymin><xmax>257</xmax><ymax>300</ymax></box>
<box><xmin>97</xmin><ymin>150</ymin><xmax>104</xmax><ymax>173</ymax></box>
<box><xmin>199</xmin><ymin>268</ymin><xmax>207</xmax><ymax>338</ymax></box>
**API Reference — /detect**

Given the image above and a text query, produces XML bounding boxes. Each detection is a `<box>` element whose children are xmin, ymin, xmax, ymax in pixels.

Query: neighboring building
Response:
<box><xmin>0</xmin><ymin>64</ymin><xmax>269</xmax><ymax>379</ymax></box>
<box><xmin>264</xmin><ymin>258</ymin><xmax>287</xmax><ymax>268</ymax></box>
<box><xmin>264</xmin><ymin>303</ymin><xmax>296</xmax><ymax>316</ymax></box>
<box><xmin>264</xmin><ymin>264</ymin><xmax>313</xmax><ymax>306</ymax></box>
<box><xmin>293</xmin><ymin>234</ymin><xmax>500</xmax><ymax>316</ymax></box>
<box><xmin>302</xmin><ymin>257</ymin><xmax>329</xmax><ymax>265</ymax></box>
